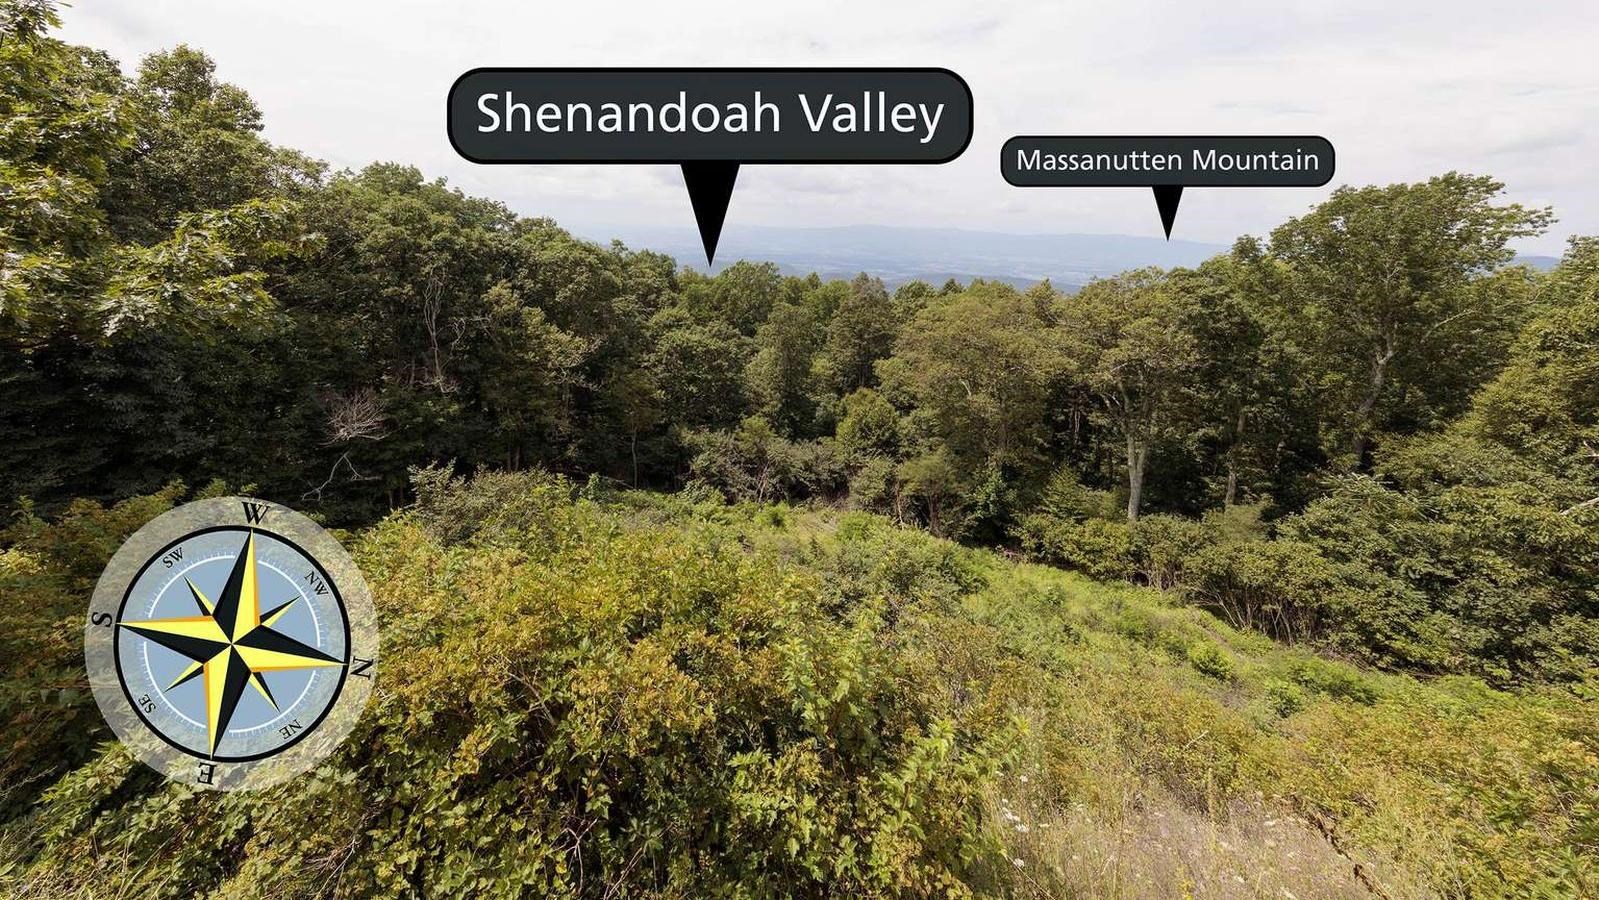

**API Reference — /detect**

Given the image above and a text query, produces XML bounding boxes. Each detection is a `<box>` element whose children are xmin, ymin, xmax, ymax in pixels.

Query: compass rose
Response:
<box><xmin>86</xmin><ymin>497</ymin><xmax>378</xmax><ymax>790</ymax></box>
<box><xmin>117</xmin><ymin>531</ymin><xmax>343</xmax><ymax>757</ymax></box>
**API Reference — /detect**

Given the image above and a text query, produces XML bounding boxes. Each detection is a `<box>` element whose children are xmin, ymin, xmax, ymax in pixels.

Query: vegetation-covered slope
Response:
<box><xmin>3</xmin><ymin>473</ymin><xmax>1593</xmax><ymax>897</ymax></box>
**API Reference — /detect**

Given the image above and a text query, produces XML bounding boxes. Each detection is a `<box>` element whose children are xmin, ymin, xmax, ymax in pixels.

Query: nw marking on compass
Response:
<box><xmin>117</xmin><ymin>531</ymin><xmax>344</xmax><ymax>758</ymax></box>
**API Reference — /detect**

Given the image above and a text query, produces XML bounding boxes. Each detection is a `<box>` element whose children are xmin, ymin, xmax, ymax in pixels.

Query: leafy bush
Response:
<box><xmin>685</xmin><ymin>416</ymin><xmax>844</xmax><ymax>503</ymax></box>
<box><xmin>0</xmin><ymin>484</ymin><xmax>190</xmax><ymax>818</ymax></box>
<box><xmin>3</xmin><ymin>479</ymin><xmax>1597</xmax><ymax>897</ymax></box>
<box><xmin>1179</xmin><ymin>537</ymin><xmax>1349</xmax><ymax>645</ymax></box>
<box><xmin>846</xmin><ymin>455</ymin><xmax>899</xmax><ymax>516</ymax></box>
<box><xmin>1128</xmin><ymin>513</ymin><xmax>1211</xmax><ymax>589</ymax></box>
<box><xmin>817</xmin><ymin>512</ymin><xmax>988</xmax><ymax>619</ymax></box>
<box><xmin>1282</xmin><ymin>475</ymin><xmax>1599</xmax><ymax>683</ymax></box>
<box><xmin>1016</xmin><ymin>513</ymin><xmax>1134</xmax><ymax>581</ymax></box>
<box><xmin>2</xmin><ymin>474</ymin><xmax>1018</xmax><ymax>897</ymax></box>
<box><xmin>1185</xmin><ymin>641</ymin><xmax>1235</xmax><ymax>681</ymax></box>
<box><xmin>410</xmin><ymin>463</ymin><xmax>582</xmax><ymax>546</ymax></box>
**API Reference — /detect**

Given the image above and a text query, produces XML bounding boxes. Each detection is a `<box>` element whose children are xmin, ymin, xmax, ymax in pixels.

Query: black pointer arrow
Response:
<box><xmin>1152</xmin><ymin>185</ymin><xmax>1184</xmax><ymax>240</ymax></box>
<box><xmin>681</xmin><ymin>162</ymin><xmax>740</xmax><ymax>266</ymax></box>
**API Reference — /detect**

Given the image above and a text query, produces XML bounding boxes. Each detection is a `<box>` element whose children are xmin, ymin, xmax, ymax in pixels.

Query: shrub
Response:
<box><xmin>0</xmin><ymin>484</ymin><xmax>192</xmax><ymax>819</ymax></box>
<box><xmin>1285</xmin><ymin>657</ymin><xmax>1381</xmax><ymax>705</ymax></box>
<box><xmin>685</xmin><ymin>417</ymin><xmax>844</xmax><ymax>503</ymax></box>
<box><xmin>1016</xmin><ymin>514</ymin><xmax>1134</xmax><ymax>581</ymax></box>
<box><xmin>1264</xmin><ymin>678</ymin><xmax>1309</xmax><ymax>717</ymax></box>
<box><xmin>2</xmin><ymin>474</ymin><xmax>1017</xmax><ymax>897</ymax></box>
<box><xmin>1282</xmin><ymin>475</ymin><xmax>1599</xmax><ymax>684</ymax></box>
<box><xmin>410</xmin><ymin>463</ymin><xmax>582</xmax><ymax>546</ymax></box>
<box><xmin>1129</xmin><ymin>513</ymin><xmax>1211</xmax><ymax>589</ymax></box>
<box><xmin>1185</xmin><ymin>641</ymin><xmax>1235</xmax><ymax>681</ymax></box>
<box><xmin>819</xmin><ymin>512</ymin><xmax>987</xmax><ymax>617</ymax></box>
<box><xmin>1180</xmin><ymin>538</ymin><xmax>1349</xmax><ymax>644</ymax></box>
<box><xmin>846</xmin><ymin>454</ymin><xmax>899</xmax><ymax>515</ymax></box>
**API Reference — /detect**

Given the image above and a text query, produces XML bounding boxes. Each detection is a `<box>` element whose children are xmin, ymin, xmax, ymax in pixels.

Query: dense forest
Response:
<box><xmin>2</xmin><ymin>2</ymin><xmax>1596</xmax><ymax>896</ymax></box>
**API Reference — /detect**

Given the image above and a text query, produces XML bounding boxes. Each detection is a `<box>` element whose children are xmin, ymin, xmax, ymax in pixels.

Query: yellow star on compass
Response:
<box><xmin>118</xmin><ymin>531</ymin><xmax>343</xmax><ymax>757</ymax></box>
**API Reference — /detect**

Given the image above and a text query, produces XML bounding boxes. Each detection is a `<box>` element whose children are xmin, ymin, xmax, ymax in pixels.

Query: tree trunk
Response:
<box><xmin>1126</xmin><ymin>435</ymin><xmax>1147</xmax><ymax>522</ymax></box>
<box><xmin>1224</xmin><ymin>407</ymin><xmax>1245</xmax><ymax>507</ymax></box>
<box><xmin>1352</xmin><ymin>339</ymin><xmax>1396</xmax><ymax>466</ymax></box>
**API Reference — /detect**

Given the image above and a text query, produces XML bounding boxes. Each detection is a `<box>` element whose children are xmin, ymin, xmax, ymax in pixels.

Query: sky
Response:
<box><xmin>59</xmin><ymin>0</ymin><xmax>1599</xmax><ymax>256</ymax></box>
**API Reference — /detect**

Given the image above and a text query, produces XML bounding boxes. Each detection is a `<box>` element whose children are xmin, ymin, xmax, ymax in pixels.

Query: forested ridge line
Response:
<box><xmin>2</xmin><ymin>0</ymin><xmax>1596</xmax><ymax>688</ymax></box>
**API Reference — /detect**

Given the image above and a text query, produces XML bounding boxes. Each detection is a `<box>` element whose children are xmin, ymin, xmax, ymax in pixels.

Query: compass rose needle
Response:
<box><xmin>203</xmin><ymin>648</ymin><xmax>253</xmax><ymax>756</ymax></box>
<box><xmin>117</xmin><ymin>614</ymin><xmax>229</xmax><ymax>663</ymax></box>
<box><xmin>185</xmin><ymin>577</ymin><xmax>215</xmax><ymax>615</ymax></box>
<box><xmin>249</xmin><ymin>672</ymin><xmax>279</xmax><ymax>710</ymax></box>
<box><xmin>234</xmin><ymin>626</ymin><xmax>342</xmax><ymax>672</ymax></box>
<box><xmin>168</xmin><ymin>660</ymin><xmax>204</xmax><ymax>691</ymax></box>
<box><xmin>259</xmin><ymin>597</ymin><xmax>297</xmax><ymax>628</ymax></box>
<box><xmin>211</xmin><ymin>531</ymin><xmax>263</xmax><ymax>641</ymax></box>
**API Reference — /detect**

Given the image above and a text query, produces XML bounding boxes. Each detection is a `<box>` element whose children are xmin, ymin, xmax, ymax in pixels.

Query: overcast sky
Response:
<box><xmin>60</xmin><ymin>0</ymin><xmax>1598</xmax><ymax>255</ymax></box>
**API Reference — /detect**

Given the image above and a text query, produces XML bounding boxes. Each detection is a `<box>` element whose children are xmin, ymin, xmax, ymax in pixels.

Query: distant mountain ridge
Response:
<box><xmin>583</xmin><ymin>224</ymin><xmax>1228</xmax><ymax>290</ymax></box>
<box><xmin>578</xmin><ymin>223</ymin><xmax>1564</xmax><ymax>290</ymax></box>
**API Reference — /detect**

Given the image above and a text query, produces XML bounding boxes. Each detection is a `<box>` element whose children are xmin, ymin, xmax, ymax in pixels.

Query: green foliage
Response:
<box><xmin>1281</xmin><ymin>473</ymin><xmax>1599</xmax><ymax>683</ymax></box>
<box><xmin>879</xmin><ymin>282</ymin><xmax>1065</xmax><ymax>517</ymax></box>
<box><xmin>1</xmin><ymin>16</ymin><xmax>1598</xmax><ymax>896</ymax></box>
<box><xmin>1058</xmin><ymin>268</ymin><xmax>1200</xmax><ymax>521</ymax></box>
<box><xmin>1016</xmin><ymin>513</ymin><xmax>1134</xmax><ymax>581</ymax></box>
<box><xmin>816</xmin><ymin>273</ymin><xmax>897</xmax><ymax>398</ymax></box>
<box><xmin>2</xmin><ymin>479</ymin><xmax>1596</xmax><ymax>896</ymax></box>
<box><xmin>1180</xmin><ymin>535</ymin><xmax>1353</xmax><ymax>646</ymax></box>
<box><xmin>1184</xmin><ymin>640</ymin><xmax>1235</xmax><ymax>681</ymax></box>
<box><xmin>99</xmin><ymin>197</ymin><xmax>311</xmax><ymax>334</ymax></box>
<box><xmin>6</xmin><ymin>5</ymin><xmax>1591</xmax><ymax>698</ymax></box>
<box><xmin>100</xmin><ymin>45</ymin><xmax>320</xmax><ymax>245</ymax></box>
<box><xmin>743</xmin><ymin>299</ymin><xmax>827</xmax><ymax>437</ymax></box>
<box><xmin>686</xmin><ymin>416</ymin><xmax>842</xmax><ymax>503</ymax></box>
<box><xmin>0</xmin><ymin>0</ymin><xmax>127</xmax><ymax>331</ymax></box>
<box><xmin>1127</xmin><ymin>514</ymin><xmax>1209</xmax><ymax>589</ymax></box>
<box><xmin>835</xmin><ymin>387</ymin><xmax>902</xmax><ymax>461</ymax></box>
<box><xmin>0</xmin><ymin>483</ymin><xmax>187</xmax><ymax>818</ymax></box>
<box><xmin>1268</xmin><ymin>173</ymin><xmax>1551</xmax><ymax>465</ymax></box>
<box><xmin>3</xmin><ymin>474</ymin><xmax>1025</xmax><ymax>897</ymax></box>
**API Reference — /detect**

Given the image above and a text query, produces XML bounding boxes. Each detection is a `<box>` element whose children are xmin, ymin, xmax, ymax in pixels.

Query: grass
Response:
<box><xmin>689</xmin><ymin>496</ymin><xmax>1596</xmax><ymax>897</ymax></box>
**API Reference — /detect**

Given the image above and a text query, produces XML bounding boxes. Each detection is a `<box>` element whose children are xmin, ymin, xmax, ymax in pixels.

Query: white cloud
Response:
<box><xmin>58</xmin><ymin>0</ymin><xmax>1598</xmax><ymax>254</ymax></box>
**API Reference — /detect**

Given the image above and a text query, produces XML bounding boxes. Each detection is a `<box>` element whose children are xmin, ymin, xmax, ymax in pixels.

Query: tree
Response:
<box><xmin>680</xmin><ymin>261</ymin><xmax>782</xmax><ymax>335</ymax></box>
<box><xmin>0</xmin><ymin>0</ymin><xmax>127</xmax><ymax>334</ymax></box>
<box><xmin>474</xmin><ymin>282</ymin><xmax>591</xmax><ymax>470</ymax></box>
<box><xmin>101</xmin><ymin>45</ymin><xmax>320</xmax><ymax>245</ymax></box>
<box><xmin>744</xmin><ymin>301</ymin><xmax>823</xmax><ymax>437</ymax></box>
<box><xmin>880</xmin><ymin>283</ymin><xmax>1062</xmax><ymax>471</ymax></box>
<box><xmin>646</xmin><ymin>308</ymin><xmax>751</xmax><ymax>433</ymax></box>
<box><xmin>816</xmin><ymin>273</ymin><xmax>896</xmax><ymax>397</ymax></box>
<box><xmin>835</xmin><ymin>388</ymin><xmax>902</xmax><ymax>460</ymax></box>
<box><xmin>1058</xmin><ymin>269</ymin><xmax>1199</xmax><ymax>522</ymax></box>
<box><xmin>1268</xmin><ymin>174</ymin><xmax>1551</xmax><ymax>466</ymax></box>
<box><xmin>1176</xmin><ymin>244</ymin><xmax>1317</xmax><ymax>509</ymax></box>
<box><xmin>1396</xmin><ymin>236</ymin><xmax>1599</xmax><ymax>511</ymax></box>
